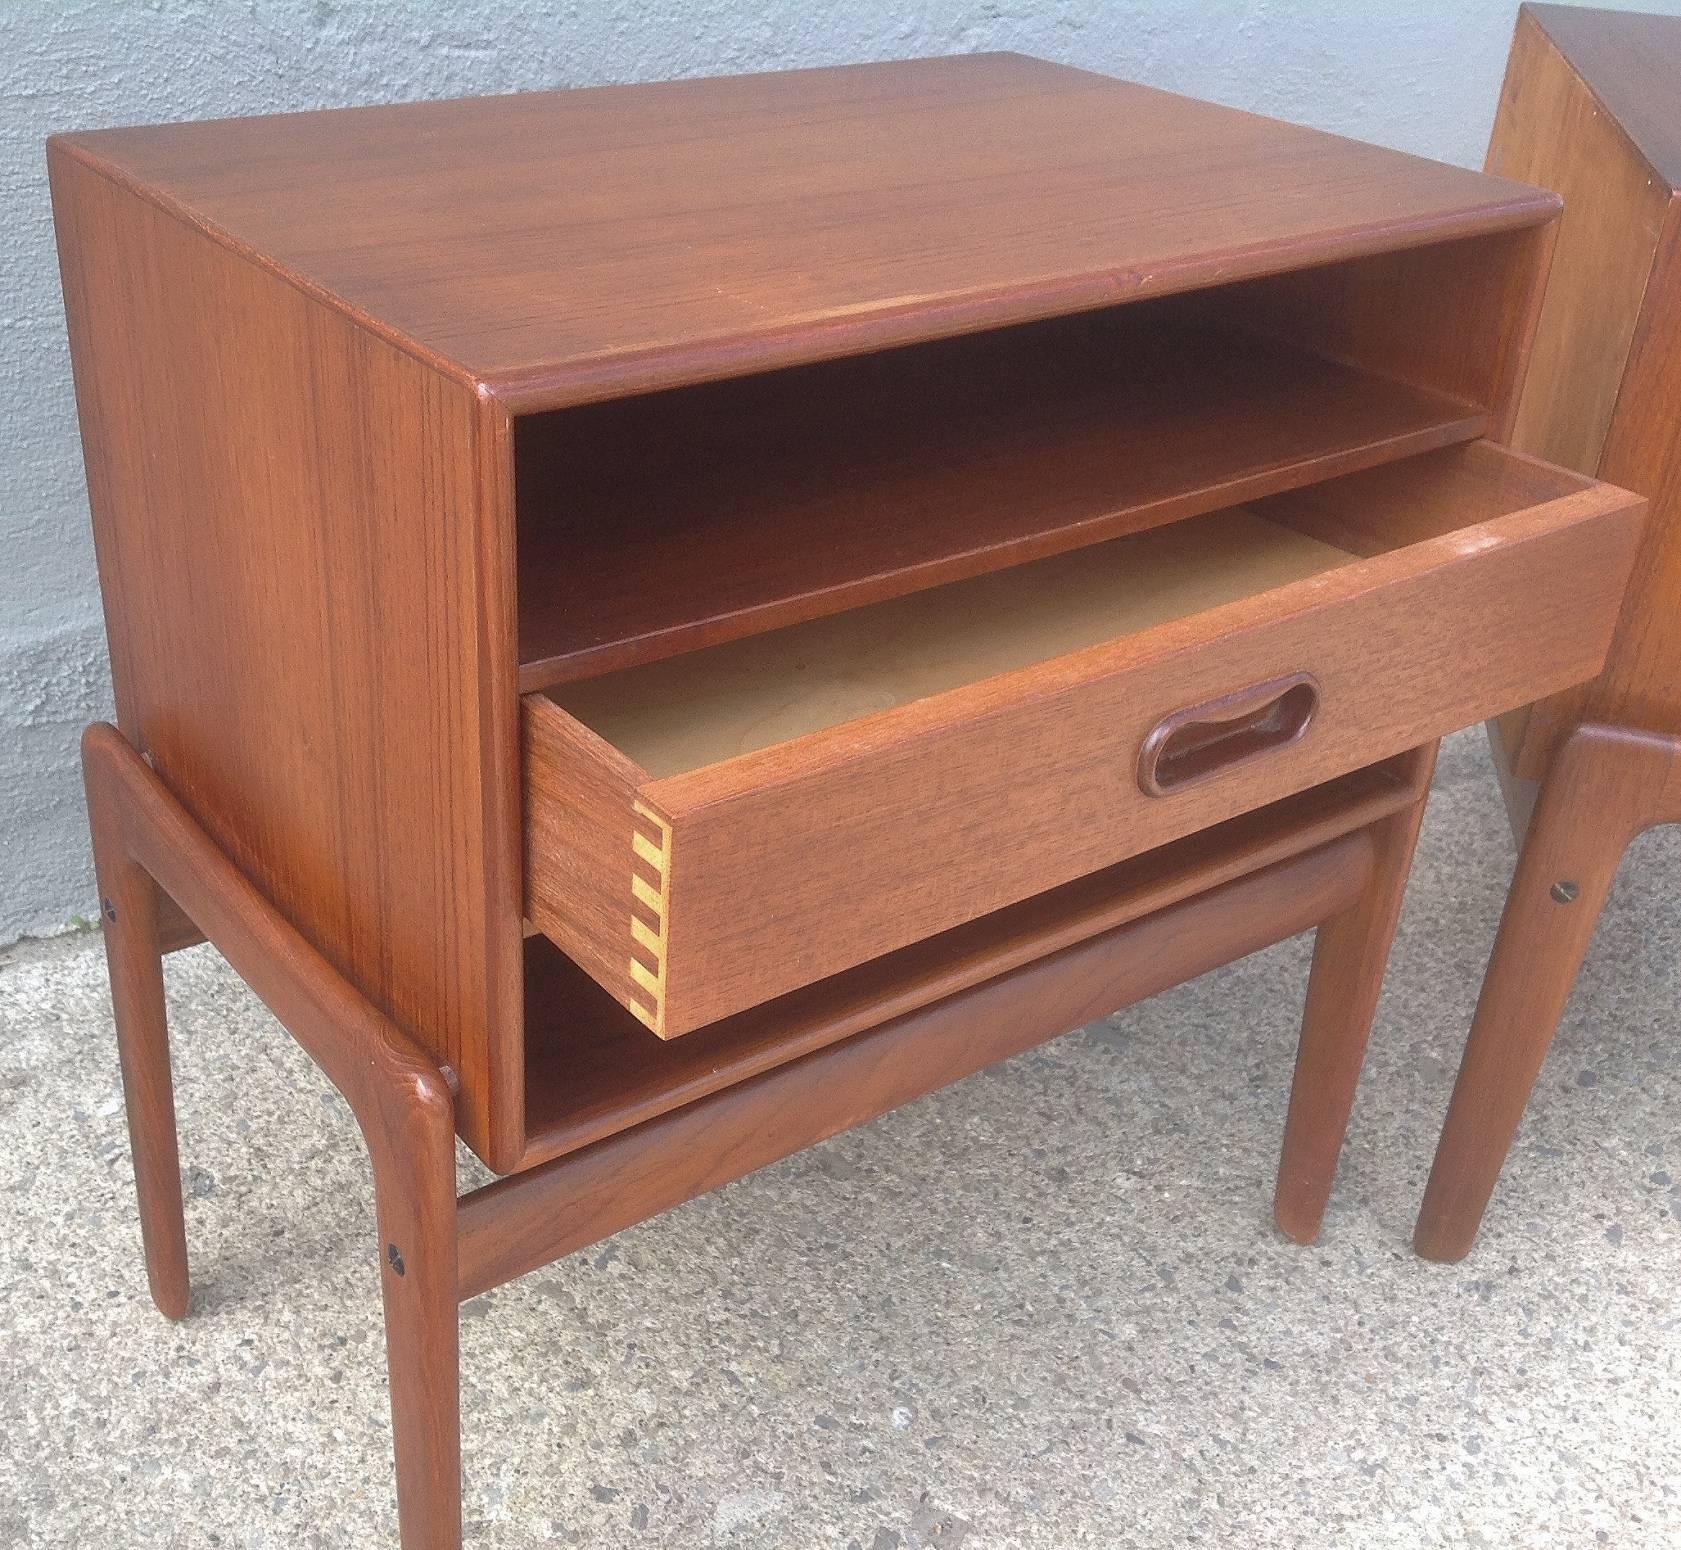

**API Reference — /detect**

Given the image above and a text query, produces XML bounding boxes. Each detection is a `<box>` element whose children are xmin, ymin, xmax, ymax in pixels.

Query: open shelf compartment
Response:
<box><xmin>513</xmin><ymin>237</ymin><xmax>1522</xmax><ymax>692</ymax></box>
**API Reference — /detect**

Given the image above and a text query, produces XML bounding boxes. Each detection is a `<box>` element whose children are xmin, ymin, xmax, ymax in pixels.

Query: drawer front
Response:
<box><xmin>525</xmin><ymin>469</ymin><xmax>1641</xmax><ymax>1037</ymax></box>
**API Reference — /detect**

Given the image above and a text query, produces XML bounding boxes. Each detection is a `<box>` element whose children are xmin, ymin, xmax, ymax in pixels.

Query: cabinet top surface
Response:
<box><xmin>1524</xmin><ymin>5</ymin><xmax>1681</xmax><ymax>190</ymax></box>
<box><xmin>55</xmin><ymin>51</ymin><xmax>1557</xmax><ymax>408</ymax></box>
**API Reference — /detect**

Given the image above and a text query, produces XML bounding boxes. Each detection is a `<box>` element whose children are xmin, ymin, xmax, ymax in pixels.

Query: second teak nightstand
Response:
<box><xmin>52</xmin><ymin>53</ymin><xmax>1643</xmax><ymax>1547</ymax></box>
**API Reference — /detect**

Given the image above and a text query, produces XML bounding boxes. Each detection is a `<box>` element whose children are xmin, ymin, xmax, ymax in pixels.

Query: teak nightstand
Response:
<box><xmin>1416</xmin><ymin>4</ymin><xmax>1681</xmax><ymax>1260</ymax></box>
<box><xmin>51</xmin><ymin>54</ymin><xmax>1645</xmax><ymax>1546</ymax></box>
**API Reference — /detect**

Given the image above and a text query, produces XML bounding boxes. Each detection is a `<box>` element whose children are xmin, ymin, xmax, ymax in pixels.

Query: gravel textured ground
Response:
<box><xmin>3</xmin><ymin>728</ymin><xmax>1679</xmax><ymax>1548</ymax></box>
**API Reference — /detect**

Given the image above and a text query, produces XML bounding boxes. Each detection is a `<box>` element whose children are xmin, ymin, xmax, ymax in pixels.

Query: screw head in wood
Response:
<box><xmin>1550</xmin><ymin>880</ymin><xmax>1580</xmax><ymax>904</ymax></box>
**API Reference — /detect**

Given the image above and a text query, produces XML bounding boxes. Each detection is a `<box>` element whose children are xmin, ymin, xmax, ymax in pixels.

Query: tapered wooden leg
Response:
<box><xmin>367</xmin><ymin>1089</ymin><xmax>462</xmax><ymax>1550</ymax></box>
<box><xmin>85</xmin><ymin>756</ymin><xmax>191</xmax><ymax>1320</ymax></box>
<box><xmin>83</xmin><ymin>724</ymin><xmax>464</xmax><ymax>1548</ymax></box>
<box><xmin>1414</xmin><ymin>723</ymin><xmax>1681</xmax><ymax>1261</ymax></box>
<box><xmin>1274</xmin><ymin>744</ymin><xmax>1437</xmax><ymax>1242</ymax></box>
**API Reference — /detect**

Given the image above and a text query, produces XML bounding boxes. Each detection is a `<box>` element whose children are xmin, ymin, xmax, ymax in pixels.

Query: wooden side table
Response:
<box><xmin>1414</xmin><ymin>4</ymin><xmax>1681</xmax><ymax>1261</ymax></box>
<box><xmin>51</xmin><ymin>55</ymin><xmax>1644</xmax><ymax>1546</ymax></box>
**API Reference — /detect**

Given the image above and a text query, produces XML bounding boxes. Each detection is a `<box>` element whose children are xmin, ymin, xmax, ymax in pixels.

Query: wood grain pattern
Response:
<box><xmin>1206</xmin><ymin>224</ymin><xmax>1554</xmax><ymax>443</ymax></box>
<box><xmin>55</xmin><ymin>44</ymin><xmax>1593</xmax><ymax>1170</ymax></box>
<box><xmin>1418</xmin><ymin>7</ymin><xmax>1681</xmax><ymax>1260</ymax></box>
<box><xmin>51</xmin><ymin>55</ymin><xmax>1561</xmax><ymax>410</ymax></box>
<box><xmin>1416</xmin><ymin>723</ymin><xmax>1681</xmax><ymax>1260</ymax></box>
<box><xmin>646</xmin><ymin>472</ymin><xmax>1635</xmax><ymax>1032</ymax></box>
<box><xmin>519</xmin><ymin>755</ymin><xmax>1423</xmax><ymax>1168</ymax></box>
<box><xmin>1486</xmin><ymin>6</ymin><xmax>1681</xmax><ymax>778</ymax></box>
<box><xmin>50</xmin><ymin>149</ymin><xmax>524</xmax><ymax>1166</ymax></box>
<box><xmin>1249</xmin><ymin>438</ymin><xmax>1600</xmax><ymax>554</ymax></box>
<box><xmin>56</xmin><ymin>51</ymin><xmax>1617</xmax><ymax>1547</ymax></box>
<box><xmin>548</xmin><ymin>510</ymin><xmax>1352</xmax><ymax>779</ymax></box>
<box><xmin>85</xmin><ymin>741</ymin><xmax>189</xmax><ymax>1322</ymax></box>
<box><xmin>1488</xmin><ymin>8</ymin><xmax>1670</xmax><ymax>480</ymax></box>
<box><xmin>514</xmin><ymin>302</ymin><xmax>1484</xmax><ymax>687</ymax></box>
<box><xmin>520</xmin><ymin>703</ymin><xmax>656</xmax><ymax>1032</ymax></box>
<box><xmin>1274</xmin><ymin>742</ymin><xmax>1438</xmax><ymax>1243</ymax></box>
<box><xmin>1522</xmin><ymin>4</ymin><xmax>1681</xmax><ymax>186</ymax></box>
<box><xmin>83</xmin><ymin>725</ymin><xmax>462</xmax><ymax>1547</ymax></box>
<box><xmin>1521</xmin><ymin>208</ymin><xmax>1681</xmax><ymax>760</ymax></box>
<box><xmin>465</xmin><ymin>828</ymin><xmax>1371</xmax><ymax>1300</ymax></box>
<box><xmin>524</xmin><ymin>443</ymin><xmax>1642</xmax><ymax>1034</ymax></box>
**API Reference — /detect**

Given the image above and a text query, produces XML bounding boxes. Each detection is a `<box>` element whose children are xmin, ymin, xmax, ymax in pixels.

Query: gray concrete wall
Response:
<box><xmin>5</xmin><ymin>0</ymin><xmax>1676</xmax><ymax>942</ymax></box>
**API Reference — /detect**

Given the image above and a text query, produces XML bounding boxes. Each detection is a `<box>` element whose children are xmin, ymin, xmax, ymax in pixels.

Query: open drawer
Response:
<box><xmin>522</xmin><ymin>441</ymin><xmax>1643</xmax><ymax>1036</ymax></box>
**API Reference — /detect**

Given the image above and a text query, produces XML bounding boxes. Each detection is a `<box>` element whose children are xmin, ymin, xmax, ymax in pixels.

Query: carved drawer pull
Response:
<box><xmin>1138</xmin><ymin>672</ymin><xmax>1319</xmax><ymax>797</ymax></box>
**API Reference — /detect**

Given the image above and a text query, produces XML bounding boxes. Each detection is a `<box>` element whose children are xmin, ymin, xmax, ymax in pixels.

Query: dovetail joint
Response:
<box><xmin>628</xmin><ymin>801</ymin><xmax>672</xmax><ymax>1035</ymax></box>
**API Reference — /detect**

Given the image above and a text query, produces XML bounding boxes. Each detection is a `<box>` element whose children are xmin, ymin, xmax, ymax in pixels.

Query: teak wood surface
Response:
<box><xmin>1490</xmin><ymin>5</ymin><xmax>1681</xmax><ymax>770</ymax></box>
<box><xmin>526</xmin><ymin>445</ymin><xmax>1639</xmax><ymax>1037</ymax></box>
<box><xmin>513</xmin><ymin>303</ymin><xmax>1487</xmax><ymax>686</ymax></box>
<box><xmin>519</xmin><ymin>756</ymin><xmax>1431</xmax><ymax>1168</ymax></box>
<box><xmin>50</xmin><ymin>49</ymin><xmax>1647</xmax><ymax>1546</ymax></box>
<box><xmin>1417</xmin><ymin>5</ymin><xmax>1681</xmax><ymax>1259</ymax></box>
<box><xmin>53</xmin><ymin>52</ymin><xmax>1560</xmax><ymax>407</ymax></box>
<box><xmin>49</xmin><ymin>151</ymin><xmax>525</xmax><ymax>1166</ymax></box>
<box><xmin>50</xmin><ymin>48</ymin><xmax>1607</xmax><ymax>1161</ymax></box>
<box><xmin>86</xmin><ymin>722</ymin><xmax>1428</xmax><ymax>1545</ymax></box>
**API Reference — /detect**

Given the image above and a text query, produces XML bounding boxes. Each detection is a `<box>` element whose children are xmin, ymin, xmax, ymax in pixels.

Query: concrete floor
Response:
<box><xmin>3</xmin><ymin>728</ymin><xmax>1680</xmax><ymax>1548</ymax></box>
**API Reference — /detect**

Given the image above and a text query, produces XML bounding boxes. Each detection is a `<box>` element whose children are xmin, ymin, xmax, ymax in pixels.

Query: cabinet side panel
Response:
<box><xmin>51</xmin><ymin>148</ymin><xmax>521</xmax><ymax>1164</ymax></box>
<box><xmin>1565</xmin><ymin>208</ymin><xmax>1681</xmax><ymax>738</ymax></box>
<box><xmin>1484</xmin><ymin>12</ymin><xmax>1672</xmax><ymax>775</ymax></box>
<box><xmin>1490</xmin><ymin>12</ymin><xmax>1669</xmax><ymax>476</ymax></box>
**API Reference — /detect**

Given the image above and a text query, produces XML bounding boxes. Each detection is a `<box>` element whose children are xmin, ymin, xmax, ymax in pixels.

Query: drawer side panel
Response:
<box><xmin>523</xmin><ymin>696</ymin><xmax>668</xmax><ymax>1033</ymax></box>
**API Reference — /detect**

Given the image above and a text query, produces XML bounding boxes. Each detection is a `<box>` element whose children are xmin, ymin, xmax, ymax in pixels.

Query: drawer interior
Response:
<box><xmin>549</xmin><ymin>508</ymin><xmax>1350</xmax><ymax>778</ymax></box>
<box><xmin>514</xmin><ymin>228</ymin><xmax>1541</xmax><ymax>692</ymax></box>
<box><xmin>522</xmin><ymin>431</ymin><xmax>1632</xmax><ymax>1046</ymax></box>
<box><xmin>513</xmin><ymin>219</ymin><xmax>1621</xmax><ymax>1063</ymax></box>
<box><xmin>539</xmin><ymin>441</ymin><xmax>1599</xmax><ymax>781</ymax></box>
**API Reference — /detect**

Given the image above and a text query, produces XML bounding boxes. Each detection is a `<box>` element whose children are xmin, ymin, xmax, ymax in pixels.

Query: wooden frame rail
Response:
<box><xmin>82</xmin><ymin>723</ymin><xmax>1427</xmax><ymax>1546</ymax></box>
<box><xmin>82</xmin><ymin>723</ymin><xmax>461</xmax><ymax>1549</ymax></box>
<box><xmin>458</xmin><ymin>830</ymin><xmax>1369</xmax><ymax>1300</ymax></box>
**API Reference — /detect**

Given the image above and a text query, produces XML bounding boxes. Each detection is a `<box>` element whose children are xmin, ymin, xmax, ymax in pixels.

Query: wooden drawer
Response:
<box><xmin>523</xmin><ymin>440</ymin><xmax>1643</xmax><ymax>1037</ymax></box>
